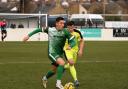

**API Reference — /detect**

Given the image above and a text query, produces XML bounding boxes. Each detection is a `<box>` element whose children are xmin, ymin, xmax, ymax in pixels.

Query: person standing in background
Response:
<box><xmin>1</xmin><ymin>19</ymin><xmax>7</xmax><ymax>41</ymax></box>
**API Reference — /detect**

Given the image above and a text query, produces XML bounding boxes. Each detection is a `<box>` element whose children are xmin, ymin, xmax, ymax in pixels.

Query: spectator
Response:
<box><xmin>87</xmin><ymin>19</ymin><xmax>93</xmax><ymax>28</ymax></box>
<box><xmin>18</xmin><ymin>24</ymin><xmax>24</xmax><ymax>28</ymax></box>
<box><xmin>10</xmin><ymin>23</ymin><xmax>16</xmax><ymax>29</ymax></box>
<box><xmin>1</xmin><ymin>19</ymin><xmax>7</xmax><ymax>41</ymax></box>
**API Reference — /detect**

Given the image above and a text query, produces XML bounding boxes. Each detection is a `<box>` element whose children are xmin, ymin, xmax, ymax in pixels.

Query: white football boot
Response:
<box><xmin>42</xmin><ymin>76</ymin><xmax>47</xmax><ymax>88</ymax></box>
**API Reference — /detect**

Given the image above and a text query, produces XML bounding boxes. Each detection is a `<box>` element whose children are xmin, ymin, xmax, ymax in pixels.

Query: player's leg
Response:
<box><xmin>43</xmin><ymin>63</ymin><xmax>58</xmax><ymax>80</ymax></box>
<box><xmin>42</xmin><ymin>54</ymin><xmax>59</xmax><ymax>88</ymax></box>
<box><xmin>49</xmin><ymin>53</ymin><xmax>65</xmax><ymax>89</ymax></box>
<box><xmin>64</xmin><ymin>50</ymin><xmax>74</xmax><ymax>68</ymax></box>
<box><xmin>1</xmin><ymin>30</ymin><xmax>4</xmax><ymax>41</ymax></box>
<box><xmin>42</xmin><ymin>64</ymin><xmax>57</xmax><ymax>88</ymax></box>
<box><xmin>71</xmin><ymin>51</ymin><xmax>80</xmax><ymax>87</ymax></box>
<box><xmin>64</xmin><ymin>50</ymin><xmax>73</xmax><ymax>69</ymax></box>
<box><xmin>3</xmin><ymin>30</ymin><xmax>7</xmax><ymax>40</ymax></box>
<box><xmin>64</xmin><ymin>50</ymin><xmax>79</xmax><ymax>87</ymax></box>
<box><xmin>64</xmin><ymin>50</ymin><xmax>77</xmax><ymax>81</ymax></box>
<box><xmin>70</xmin><ymin>65</ymin><xmax>80</xmax><ymax>87</ymax></box>
<box><xmin>56</xmin><ymin>57</ymin><xmax>65</xmax><ymax>89</ymax></box>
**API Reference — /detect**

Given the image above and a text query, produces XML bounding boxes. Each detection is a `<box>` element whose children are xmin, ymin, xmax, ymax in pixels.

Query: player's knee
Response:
<box><xmin>68</xmin><ymin>59</ymin><xmax>74</xmax><ymax>66</ymax></box>
<box><xmin>56</xmin><ymin>58</ymin><xmax>65</xmax><ymax>66</ymax></box>
<box><xmin>59</xmin><ymin>61</ymin><xmax>65</xmax><ymax>66</ymax></box>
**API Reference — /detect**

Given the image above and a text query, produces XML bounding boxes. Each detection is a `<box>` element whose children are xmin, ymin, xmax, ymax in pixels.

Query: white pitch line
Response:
<box><xmin>0</xmin><ymin>60</ymin><xmax>128</xmax><ymax>65</ymax></box>
<box><xmin>79</xmin><ymin>60</ymin><xmax>128</xmax><ymax>63</ymax></box>
<box><xmin>0</xmin><ymin>61</ymin><xmax>46</xmax><ymax>65</ymax></box>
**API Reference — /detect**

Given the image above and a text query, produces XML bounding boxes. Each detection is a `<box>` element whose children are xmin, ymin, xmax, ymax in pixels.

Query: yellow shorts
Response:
<box><xmin>64</xmin><ymin>49</ymin><xmax>78</xmax><ymax>63</ymax></box>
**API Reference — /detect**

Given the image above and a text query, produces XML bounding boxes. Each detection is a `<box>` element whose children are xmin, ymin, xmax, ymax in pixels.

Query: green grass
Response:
<box><xmin>0</xmin><ymin>41</ymin><xmax>128</xmax><ymax>89</ymax></box>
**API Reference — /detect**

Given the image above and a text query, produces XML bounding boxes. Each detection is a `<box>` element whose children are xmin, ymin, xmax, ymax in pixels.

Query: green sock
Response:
<box><xmin>57</xmin><ymin>65</ymin><xmax>64</xmax><ymax>80</ymax></box>
<box><xmin>46</xmin><ymin>70</ymin><xmax>55</xmax><ymax>79</ymax></box>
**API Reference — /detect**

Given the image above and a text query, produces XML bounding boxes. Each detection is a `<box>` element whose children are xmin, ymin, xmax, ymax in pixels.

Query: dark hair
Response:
<box><xmin>56</xmin><ymin>17</ymin><xmax>64</xmax><ymax>22</ymax></box>
<box><xmin>67</xmin><ymin>21</ymin><xmax>75</xmax><ymax>26</ymax></box>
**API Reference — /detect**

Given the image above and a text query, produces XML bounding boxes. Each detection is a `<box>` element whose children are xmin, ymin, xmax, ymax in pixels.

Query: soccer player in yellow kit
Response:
<box><xmin>64</xmin><ymin>21</ymin><xmax>84</xmax><ymax>87</ymax></box>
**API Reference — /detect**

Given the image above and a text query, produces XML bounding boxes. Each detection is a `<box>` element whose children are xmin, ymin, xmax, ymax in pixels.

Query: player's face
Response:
<box><xmin>56</xmin><ymin>20</ymin><xmax>65</xmax><ymax>30</ymax></box>
<box><xmin>67</xmin><ymin>25</ymin><xmax>74</xmax><ymax>32</ymax></box>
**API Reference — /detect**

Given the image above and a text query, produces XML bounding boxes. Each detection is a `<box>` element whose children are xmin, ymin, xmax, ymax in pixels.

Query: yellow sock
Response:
<box><xmin>64</xmin><ymin>63</ymin><xmax>70</xmax><ymax>69</ymax></box>
<box><xmin>70</xmin><ymin>65</ymin><xmax>77</xmax><ymax>81</ymax></box>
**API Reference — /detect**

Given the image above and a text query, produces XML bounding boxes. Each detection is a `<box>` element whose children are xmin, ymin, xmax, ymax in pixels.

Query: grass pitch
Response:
<box><xmin>0</xmin><ymin>41</ymin><xmax>128</xmax><ymax>89</ymax></box>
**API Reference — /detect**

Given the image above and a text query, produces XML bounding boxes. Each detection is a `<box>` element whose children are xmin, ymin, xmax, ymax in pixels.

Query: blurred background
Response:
<box><xmin>0</xmin><ymin>0</ymin><xmax>128</xmax><ymax>15</ymax></box>
<box><xmin>0</xmin><ymin>0</ymin><xmax>128</xmax><ymax>28</ymax></box>
<box><xmin>0</xmin><ymin>0</ymin><xmax>128</xmax><ymax>41</ymax></box>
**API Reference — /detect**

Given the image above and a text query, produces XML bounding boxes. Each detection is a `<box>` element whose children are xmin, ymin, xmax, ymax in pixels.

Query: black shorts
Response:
<box><xmin>1</xmin><ymin>30</ymin><xmax>7</xmax><ymax>34</ymax></box>
<box><xmin>51</xmin><ymin>62</ymin><xmax>59</xmax><ymax>67</ymax></box>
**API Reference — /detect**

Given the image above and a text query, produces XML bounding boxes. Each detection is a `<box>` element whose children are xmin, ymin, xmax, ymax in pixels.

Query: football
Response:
<box><xmin>64</xmin><ymin>82</ymin><xmax>75</xmax><ymax>89</ymax></box>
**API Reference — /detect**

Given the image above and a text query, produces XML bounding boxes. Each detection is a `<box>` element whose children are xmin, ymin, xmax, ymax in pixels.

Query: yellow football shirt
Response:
<box><xmin>64</xmin><ymin>29</ymin><xmax>83</xmax><ymax>52</ymax></box>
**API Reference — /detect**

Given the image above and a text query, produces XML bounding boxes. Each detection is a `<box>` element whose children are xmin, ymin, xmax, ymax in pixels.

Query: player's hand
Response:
<box><xmin>23</xmin><ymin>35</ymin><xmax>29</xmax><ymax>42</ymax></box>
<box><xmin>78</xmin><ymin>50</ymin><xmax>83</xmax><ymax>57</ymax></box>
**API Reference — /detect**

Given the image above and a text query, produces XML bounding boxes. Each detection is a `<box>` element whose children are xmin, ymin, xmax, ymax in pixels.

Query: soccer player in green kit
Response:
<box><xmin>23</xmin><ymin>17</ymin><xmax>76</xmax><ymax>89</ymax></box>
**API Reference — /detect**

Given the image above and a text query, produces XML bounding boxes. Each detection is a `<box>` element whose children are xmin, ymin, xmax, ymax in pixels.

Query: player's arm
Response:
<box><xmin>23</xmin><ymin>27</ymin><xmax>48</xmax><ymax>41</ymax></box>
<box><xmin>78</xmin><ymin>38</ymin><xmax>84</xmax><ymax>57</ymax></box>
<box><xmin>23</xmin><ymin>28</ymin><xmax>42</xmax><ymax>41</ymax></box>
<box><xmin>77</xmin><ymin>30</ymin><xmax>84</xmax><ymax>57</ymax></box>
